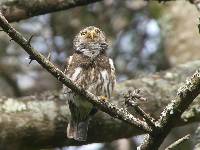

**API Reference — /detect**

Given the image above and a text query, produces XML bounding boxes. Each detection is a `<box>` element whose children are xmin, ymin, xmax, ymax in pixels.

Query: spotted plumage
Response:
<box><xmin>63</xmin><ymin>26</ymin><xmax>116</xmax><ymax>141</ymax></box>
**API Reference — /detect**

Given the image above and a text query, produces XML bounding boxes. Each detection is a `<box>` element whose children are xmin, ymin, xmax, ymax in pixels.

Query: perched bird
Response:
<box><xmin>63</xmin><ymin>26</ymin><xmax>116</xmax><ymax>141</ymax></box>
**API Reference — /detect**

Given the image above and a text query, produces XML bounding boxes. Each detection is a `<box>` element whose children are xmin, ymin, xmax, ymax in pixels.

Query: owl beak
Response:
<box><xmin>87</xmin><ymin>31</ymin><xmax>96</xmax><ymax>40</ymax></box>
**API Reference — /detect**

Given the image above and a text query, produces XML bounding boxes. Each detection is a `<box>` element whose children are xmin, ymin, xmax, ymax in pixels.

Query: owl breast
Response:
<box><xmin>63</xmin><ymin>54</ymin><xmax>116</xmax><ymax>109</ymax></box>
<box><xmin>70</xmin><ymin>66</ymin><xmax>113</xmax><ymax>98</ymax></box>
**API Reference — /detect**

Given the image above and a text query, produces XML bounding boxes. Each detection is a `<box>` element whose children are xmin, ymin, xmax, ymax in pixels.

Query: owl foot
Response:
<box><xmin>98</xmin><ymin>96</ymin><xmax>108</xmax><ymax>101</ymax></box>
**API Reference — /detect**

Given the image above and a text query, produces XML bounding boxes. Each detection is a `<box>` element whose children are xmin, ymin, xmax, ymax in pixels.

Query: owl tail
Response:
<box><xmin>67</xmin><ymin>119</ymin><xmax>89</xmax><ymax>141</ymax></box>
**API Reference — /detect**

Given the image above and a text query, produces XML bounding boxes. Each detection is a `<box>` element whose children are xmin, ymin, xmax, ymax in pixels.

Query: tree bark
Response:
<box><xmin>0</xmin><ymin>60</ymin><xmax>200</xmax><ymax>149</ymax></box>
<box><xmin>0</xmin><ymin>0</ymin><xmax>102</xmax><ymax>22</ymax></box>
<box><xmin>0</xmin><ymin>0</ymin><xmax>198</xmax><ymax>23</ymax></box>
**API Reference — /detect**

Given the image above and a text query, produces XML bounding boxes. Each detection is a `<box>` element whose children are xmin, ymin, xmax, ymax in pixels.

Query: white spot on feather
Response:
<box><xmin>71</xmin><ymin>67</ymin><xmax>82</xmax><ymax>81</ymax></box>
<box><xmin>101</xmin><ymin>70</ymin><xmax>110</xmax><ymax>96</ymax></box>
<box><xmin>101</xmin><ymin>70</ymin><xmax>109</xmax><ymax>80</ymax></box>
<box><xmin>64</xmin><ymin>56</ymin><xmax>73</xmax><ymax>73</ymax></box>
<box><xmin>68</xmin><ymin>56</ymin><xmax>73</xmax><ymax>65</ymax></box>
<box><xmin>109</xmin><ymin>58</ymin><xmax>115</xmax><ymax>71</ymax></box>
<box><xmin>109</xmin><ymin>58</ymin><xmax>116</xmax><ymax>93</ymax></box>
<box><xmin>80</xmin><ymin>49</ymin><xmax>100</xmax><ymax>59</ymax></box>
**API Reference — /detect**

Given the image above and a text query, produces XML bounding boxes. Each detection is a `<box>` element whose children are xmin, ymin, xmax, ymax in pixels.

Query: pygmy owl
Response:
<box><xmin>63</xmin><ymin>26</ymin><xmax>116</xmax><ymax>141</ymax></box>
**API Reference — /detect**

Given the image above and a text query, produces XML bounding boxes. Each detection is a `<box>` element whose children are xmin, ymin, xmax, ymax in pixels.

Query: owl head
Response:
<box><xmin>73</xmin><ymin>26</ymin><xmax>108</xmax><ymax>59</ymax></box>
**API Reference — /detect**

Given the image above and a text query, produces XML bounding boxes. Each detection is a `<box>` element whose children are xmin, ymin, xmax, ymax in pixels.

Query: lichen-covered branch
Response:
<box><xmin>124</xmin><ymin>89</ymin><xmax>156</xmax><ymax>129</ymax></box>
<box><xmin>0</xmin><ymin>60</ymin><xmax>200</xmax><ymax>149</ymax></box>
<box><xmin>165</xmin><ymin>134</ymin><xmax>190</xmax><ymax>150</ymax></box>
<box><xmin>139</xmin><ymin>65</ymin><xmax>200</xmax><ymax>149</ymax></box>
<box><xmin>0</xmin><ymin>93</ymin><xmax>142</xmax><ymax>150</ymax></box>
<box><xmin>0</xmin><ymin>11</ymin><xmax>152</xmax><ymax>136</ymax></box>
<box><xmin>2</xmin><ymin>11</ymin><xmax>200</xmax><ymax>149</ymax></box>
<box><xmin>0</xmin><ymin>0</ymin><xmax>102</xmax><ymax>22</ymax></box>
<box><xmin>0</xmin><ymin>0</ymin><xmax>199</xmax><ymax>23</ymax></box>
<box><xmin>193</xmin><ymin>125</ymin><xmax>200</xmax><ymax>150</ymax></box>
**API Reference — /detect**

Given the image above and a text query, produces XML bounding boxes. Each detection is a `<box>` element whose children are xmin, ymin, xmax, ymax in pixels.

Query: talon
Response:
<box><xmin>99</xmin><ymin>96</ymin><xmax>108</xmax><ymax>101</ymax></box>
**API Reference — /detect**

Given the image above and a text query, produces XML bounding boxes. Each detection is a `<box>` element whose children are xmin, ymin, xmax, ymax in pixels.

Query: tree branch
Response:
<box><xmin>0</xmin><ymin>10</ymin><xmax>152</xmax><ymax>136</ymax></box>
<box><xmin>139</xmin><ymin>58</ymin><xmax>200</xmax><ymax>148</ymax></box>
<box><xmin>0</xmin><ymin>0</ymin><xmax>199</xmax><ymax>23</ymax></box>
<box><xmin>139</xmin><ymin>69</ymin><xmax>200</xmax><ymax>149</ymax></box>
<box><xmin>193</xmin><ymin>125</ymin><xmax>200</xmax><ymax>150</ymax></box>
<box><xmin>165</xmin><ymin>134</ymin><xmax>190</xmax><ymax>150</ymax></box>
<box><xmin>124</xmin><ymin>89</ymin><xmax>156</xmax><ymax>129</ymax></box>
<box><xmin>0</xmin><ymin>0</ymin><xmax>103</xmax><ymax>22</ymax></box>
<box><xmin>0</xmin><ymin>6</ymin><xmax>200</xmax><ymax>150</ymax></box>
<box><xmin>0</xmin><ymin>60</ymin><xmax>200</xmax><ymax>149</ymax></box>
<box><xmin>0</xmin><ymin>93</ymin><xmax>143</xmax><ymax>150</ymax></box>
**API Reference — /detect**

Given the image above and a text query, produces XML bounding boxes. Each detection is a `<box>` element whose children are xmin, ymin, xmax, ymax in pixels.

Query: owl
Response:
<box><xmin>63</xmin><ymin>26</ymin><xmax>116</xmax><ymax>141</ymax></box>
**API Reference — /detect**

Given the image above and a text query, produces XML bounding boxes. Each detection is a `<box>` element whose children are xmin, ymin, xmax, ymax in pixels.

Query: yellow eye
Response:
<box><xmin>95</xmin><ymin>29</ymin><xmax>100</xmax><ymax>34</ymax></box>
<box><xmin>81</xmin><ymin>31</ymin><xmax>87</xmax><ymax>36</ymax></box>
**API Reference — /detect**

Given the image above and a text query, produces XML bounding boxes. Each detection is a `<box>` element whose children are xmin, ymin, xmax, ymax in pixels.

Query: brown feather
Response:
<box><xmin>63</xmin><ymin>26</ymin><xmax>116</xmax><ymax>141</ymax></box>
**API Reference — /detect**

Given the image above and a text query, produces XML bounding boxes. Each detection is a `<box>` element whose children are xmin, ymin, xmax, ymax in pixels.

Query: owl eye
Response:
<box><xmin>95</xmin><ymin>29</ymin><xmax>100</xmax><ymax>34</ymax></box>
<box><xmin>81</xmin><ymin>31</ymin><xmax>87</xmax><ymax>36</ymax></box>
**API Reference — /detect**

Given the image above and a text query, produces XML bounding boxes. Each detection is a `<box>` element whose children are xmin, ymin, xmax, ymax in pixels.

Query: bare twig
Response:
<box><xmin>139</xmin><ymin>69</ymin><xmax>200</xmax><ymax>149</ymax></box>
<box><xmin>28</xmin><ymin>55</ymin><xmax>35</xmax><ymax>64</ymax></box>
<box><xmin>124</xmin><ymin>89</ymin><xmax>156</xmax><ymax>129</ymax></box>
<box><xmin>0</xmin><ymin>12</ymin><xmax>152</xmax><ymax>134</ymax></box>
<box><xmin>27</xmin><ymin>34</ymin><xmax>34</xmax><ymax>45</ymax></box>
<box><xmin>27</xmin><ymin>35</ymin><xmax>36</xmax><ymax>64</ymax></box>
<box><xmin>165</xmin><ymin>134</ymin><xmax>191</xmax><ymax>150</ymax></box>
<box><xmin>0</xmin><ymin>61</ymin><xmax>199</xmax><ymax>149</ymax></box>
<box><xmin>125</xmin><ymin>89</ymin><xmax>147</xmax><ymax>101</ymax></box>
<box><xmin>47</xmin><ymin>51</ymin><xmax>52</xmax><ymax>61</ymax></box>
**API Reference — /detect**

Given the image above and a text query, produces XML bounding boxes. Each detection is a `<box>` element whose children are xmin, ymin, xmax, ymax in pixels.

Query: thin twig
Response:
<box><xmin>28</xmin><ymin>35</ymin><xmax>35</xmax><ymax>64</ymax></box>
<box><xmin>124</xmin><ymin>89</ymin><xmax>156</xmax><ymax>129</ymax></box>
<box><xmin>27</xmin><ymin>34</ymin><xmax>34</xmax><ymax>45</ymax></box>
<box><xmin>47</xmin><ymin>51</ymin><xmax>52</xmax><ymax>61</ymax></box>
<box><xmin>28</xmin><ymin>55</ymin><xmax>35</xmax><ymax>64</ymax></box>
<box><xmin>131</xmin><ymin>104</ymin><xmax>156</xmax><ymax>129</ymax></box>
<box><xmin>165</xmin><ymin>134</ymin><xmax>191</xmax><ymax>150</ymax></box>
<box><xmin>139</xmin><ymin>69</ymin><xmax>200</xmax><ymax>149</ymax></box>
